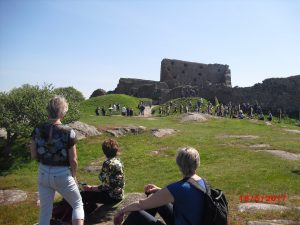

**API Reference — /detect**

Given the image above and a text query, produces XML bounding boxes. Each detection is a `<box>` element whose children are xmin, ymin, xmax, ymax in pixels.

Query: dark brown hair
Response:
<box><xmin>102</xmin><ymin>139</ymin><xmax>120</xmax><ymax>158</ymax></box>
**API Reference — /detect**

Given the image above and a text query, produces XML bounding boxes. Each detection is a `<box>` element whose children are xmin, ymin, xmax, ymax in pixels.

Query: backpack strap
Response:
<box><xmin>187</xmin><ymin>177</ymin><xmax>211</xmax><ymax>195</ymax></box>
<box><xmin>47</xmin><ymin>124</ymin><xmax>53</xmax><ymax>144</ymax></box>
<box><xmin>201</xmin><ymin>178</ymin><xmax>211</xmax><ymax>196</ymax></box>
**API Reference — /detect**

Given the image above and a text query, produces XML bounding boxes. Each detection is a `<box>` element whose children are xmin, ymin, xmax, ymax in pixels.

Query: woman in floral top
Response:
<box><xmin>81</xmin><ymin>139</ymin><xmax>125</xmax><ymax>214</ymax></box>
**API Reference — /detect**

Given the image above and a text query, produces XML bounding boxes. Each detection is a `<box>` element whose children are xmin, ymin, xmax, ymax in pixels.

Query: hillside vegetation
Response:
<box><xmin>80</xmin><ymin>94</ymin><xmax>150</xmax><ymax>118</ymax></box>
<box><xmin>0</xmin><ymin>94</ymin><xmax>300</xmax><ymax>225</ymax></box>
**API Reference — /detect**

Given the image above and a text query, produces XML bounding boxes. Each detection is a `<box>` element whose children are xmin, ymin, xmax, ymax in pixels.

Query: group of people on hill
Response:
<box><xmin>95</xmin><ymin>103</ymin><xmax>134</xmax><ymax>117</ymax></box>
<box><xmin>95</xmin><ymin>101</ymin><xmax>150</xmax><ymax>117</ymax></box>
<box><xmin>158</xmin><ymin>98</ymin><xmax>278</xmax><ymax>122</ymax></box>
<box><xmin>31</xmin><ymin>96</ymin><xmax>207</xmax><ymax>225</ymax></box>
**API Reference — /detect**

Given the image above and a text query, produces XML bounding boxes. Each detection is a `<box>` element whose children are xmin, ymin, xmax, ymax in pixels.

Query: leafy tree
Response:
<box><xmin>54</xmin><ymin>86</ymin><xmax>85</xmax><ymax>102</ymax></box>
<box><xmin>0</xmin><ymin>84</ymin><xmax>81</xmax><ymax>156</ymax></box>
<box><xmin>89</xmin><ymin>88</ymin><xmax>107</xmax><ymax>98</ymax></box>
<box><xmin>0</xmin><ymin>84</ymin><xmax>52</xmax><ymax>156</ymax></box>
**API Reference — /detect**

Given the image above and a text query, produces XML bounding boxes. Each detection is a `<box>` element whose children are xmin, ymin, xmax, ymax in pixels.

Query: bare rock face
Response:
<box><xmin>238</xmin><ymin>203</ymin><xmax>289</xmax><ymax>212</ymax></box>
<box><xmin>247</xmin><ymin>220</ymin><xmax>296</xmax><ymax>225</ymax></box>
<box><xmin>83</xmin><ymin>166</ymin><xmax>102</xmax><ymax>173</ymax></box>
<box><xmin>0</xmin><ymin>189</ymin><xmax>27</xmax><ymax>205</ymax></box>
<box><xmin>68</xmin><ymin>121</ymin><xmax>101</xmax><ymax>140</ymax></box>
<box><xmin>221</xmin><ymin>135</ymin><xmax>259</xmax><ymax>140</ymax></box>
<box><xmin>180</xmin><ymin>113</ymin><xmax>210</xmax><ymax>122</ymax></box>
<box><xmin>85</xmin><ymin>193</ymin><xmax>146</xmax><ymax>225</ymax></box>
<box><xmin>250</xmin><ymin>144</ymin><xmax>271</xmax><ymax>149</ymax></box>
<box><xmin>258</xmin><ymin>150</ymin><xmax>300</xmax><ymax>160</ymax></box>
<box><xmin>284</xmin><ymin>129</ymin><xmax>300</xmax><ymax>135</ymax></box>
<box><xmin>151</xmin><ymin>128</ymin><xmax>177</xmax><ymax>138</ymax></box>
<box><xmin>106</xmin><ymin>126</ymin><xmax>146</xmax><ymax>137</ymax></box>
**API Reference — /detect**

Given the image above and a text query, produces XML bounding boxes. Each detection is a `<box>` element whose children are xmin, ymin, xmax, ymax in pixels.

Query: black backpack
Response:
<box><xmin>187</xmin><ymin>178</ymin><xmax>228</xmax><ymax>225</ymax></box>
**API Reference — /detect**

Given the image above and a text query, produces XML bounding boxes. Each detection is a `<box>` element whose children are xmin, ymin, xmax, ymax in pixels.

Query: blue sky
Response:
<box><xmin>0</xmin><ymin>0</ymin><xmax>299</xmax><ymax>98</ymax></box>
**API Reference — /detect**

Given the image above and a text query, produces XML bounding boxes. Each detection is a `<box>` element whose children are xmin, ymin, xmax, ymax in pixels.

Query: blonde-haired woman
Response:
<box><xmin>31</xmin><ymin>96</ymin><xmax>84</xmax><ymax>225</ymax></box>
<box><xmin>114</xmin><ymin>147</ymin><xmax>206</xmax><ymax>225</ymax></box>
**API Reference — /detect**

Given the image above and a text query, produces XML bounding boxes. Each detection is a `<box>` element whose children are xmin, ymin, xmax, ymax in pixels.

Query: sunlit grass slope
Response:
<box><xmin>80</xmin><ymin>94</ymin><xmax>150</xmax><ymax>119</ymax></box>
<box><xmin>0</xmin><ymin>94</ymin><xmax>300</xmax><ymax>224</ymax></box>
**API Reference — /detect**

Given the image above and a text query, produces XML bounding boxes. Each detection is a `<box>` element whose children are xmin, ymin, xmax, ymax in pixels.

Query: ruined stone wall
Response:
<box><xmin>161</xmin><ymin>75</ymin><xmax>300</xmax><ymax>115</ymax></box>
<box><xmin>114</xmin><ymin>78</ymin><xmax>169</xmax><ymax>102</ymax></box>
<box><xmin>160</xmin><ymin>58</ymin><xmax>231</xmax><ymax>89</ymax></box>
<box><xmin>110</xmin><ymin>59</ymin><xmax>299</xmax><ymax>116</ymax></box>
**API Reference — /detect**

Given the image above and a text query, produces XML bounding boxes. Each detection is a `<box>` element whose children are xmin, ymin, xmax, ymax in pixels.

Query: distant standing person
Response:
<box><xmin>122</xmin><ymin>106</ymin><xmax>127</xmax><ymax>116</ymax></box>
<box><xmin>102</xmin><ymin>106</ymin><xmax>106</xmax><ymax>116</ymax></box>
<box><xmin>95</xmin><ymin>106</ymin><xmax>100</xmax><ymax>116</ymax></box>
<box><xmin>109</xmin><ymin>105</ymin><xmax>114</xmax><ymax>116</ymax></box>
<box><xmin>129</xmin><ymin>108</ymin><xmax>134</xmax><ymax>116</ymax></box>
<box><xmin>31</xmin><ymin>96</ymin><xmax>84</xmax><ymax>225</ymax></box>
<box><xmin>267</xmin><ymin>111</ymin><xmax>273</xmax><ymax>121</ymax></box>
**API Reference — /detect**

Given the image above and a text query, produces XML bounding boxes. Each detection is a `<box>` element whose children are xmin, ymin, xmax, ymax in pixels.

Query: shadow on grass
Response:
<box><xmin>0</xmin><ymin>138</ymin><xmax>31</xmax><ymax>176</ymax></box>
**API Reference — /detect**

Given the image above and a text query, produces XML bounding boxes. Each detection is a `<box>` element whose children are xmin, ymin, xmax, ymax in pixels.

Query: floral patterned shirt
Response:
<box><xmin>32</xmin><ymin>123</ymin><xmax>76</xmax><ymax>166</ymax></box>
<box><xmin>98</xmin><ymin>157</ymin><xmax>125</xmax><ymax>200</ymax></box>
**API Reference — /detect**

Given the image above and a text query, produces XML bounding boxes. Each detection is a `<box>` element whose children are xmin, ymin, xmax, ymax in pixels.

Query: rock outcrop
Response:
<box><xmin>151</xmin><ymin>128</ymin><xmax>177</xmax><ymax>138</ymax></box>
<box><xmin>247</xmin><ymin>220</ymin><xmax>296</xmax><ymax>225</ymax></box>
<box><xmin>180</xmin><ymin>113</ymin><xmax>210</xmax><ymax>122</ymax></box>
<box><xmin>0</xmin><ymin>190</ymin><xmax>27</xmax><ymax>205</ymax></box>
<box><xmin>68</xmin><ymin>121</ymin><xmax>101</xmax><ymax>140</ymax></box>
<box><xmin>238</xmin><ymin>203</ymin><xmax>289</xmax><ymax>212</ymax></box>
<box><xmin>106</xmin><ymin>126</ymin><xmax>146</xmax><ymax>137</ymax></box>
<box><xmin>85</xmin><ymin>193</ymin><xmax>146</xmax><ymax>225</ymax></box>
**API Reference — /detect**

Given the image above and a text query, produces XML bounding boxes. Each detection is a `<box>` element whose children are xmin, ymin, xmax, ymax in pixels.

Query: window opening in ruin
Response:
<box><xmin>218</xmin><ymin>68</ymin><xmax>221</xmax><ymax>72</ymax></box>
<box><xmin>173</xmin><ymin>75</ymin><xmax>177</xmax><ymax>79</ymax></box>
<box><xmin>171</xmin><ymin>61</ymin><xmax>174</xmax><ymax>65</ymax></box>
<box><xmin>167</xmin><ymin>67</ymin><xmax>170</xmax><ymax>71</ymax></box>
<box><xmin>199</xmin><ymin>65</ymin><xmax>203</xmax><ymax>69</ymax></box>
<box><xmin>198</xmin><ymin>72</ymin><xmax>202</xmax><ymax>76</ymax></box>
<box><xmin>193</xmin><ymin>78</ymin><xmax>197</xmax><ymax>82</ymax></box>
<box><xmin>184</xmin><ymin>63</ymin><xmax>187</xmax><ymax>67</ymax></box>
<box><xmin>182</xmin><ymin>70</ymin><xmax>185</xmax><ymax>74</ymax></box>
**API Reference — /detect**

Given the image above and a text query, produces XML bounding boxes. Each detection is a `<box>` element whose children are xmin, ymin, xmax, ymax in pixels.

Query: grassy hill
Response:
<box><xmin>79</xmin><ymin>94</ymin><xmax>151</xmax><ymax>118</ymax></box>
<box><xmin>0</xmin><ymin>95</ymin><xmax>300</xmax><ymax>224</ymax></box>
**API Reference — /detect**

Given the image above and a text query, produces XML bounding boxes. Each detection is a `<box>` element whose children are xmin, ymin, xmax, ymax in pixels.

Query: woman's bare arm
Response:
<box><xmin>68</xmin><ymin>145</ymin><xmax>78</xmax><ymax>178</ymax></box>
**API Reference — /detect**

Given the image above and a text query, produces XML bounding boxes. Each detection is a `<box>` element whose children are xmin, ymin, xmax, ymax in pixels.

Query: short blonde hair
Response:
<box><xmin>176</xmin><ymin>147</ymin><xmax>200</xmax><ymax>177</ymax></box>
<box><xmin>47</xmin><ymin>96</ymin><xmax>68</xmax><ymax>119</ymax></box>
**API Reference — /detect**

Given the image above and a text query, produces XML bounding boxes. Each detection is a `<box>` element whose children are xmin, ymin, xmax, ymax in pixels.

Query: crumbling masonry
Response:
<box><xmin>113</xmin><ymin>58</ymin><xmax>300</xmax><ymax>116</ymax></box>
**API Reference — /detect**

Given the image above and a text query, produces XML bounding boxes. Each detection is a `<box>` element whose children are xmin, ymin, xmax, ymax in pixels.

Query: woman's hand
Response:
<box><xmin>83</xmin><ymin>185</ymin><xmax>97</xmax><ymax>191</ymax></box>
<box><xmin>113</xmin><ymin>210</ymin><xmax>124</xmax><ymax>225</ymax></box>
<box><xmin>144</xmin><ymin>184</ymin><xmax>161</xmax><ymax>195</ymax></box>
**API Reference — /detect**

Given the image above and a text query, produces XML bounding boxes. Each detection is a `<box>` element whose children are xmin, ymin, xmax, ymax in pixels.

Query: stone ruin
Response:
<box><xmin>160</xmin><ymin>58</ymin><xmax>231</xmax><ymax>89</ymax></box>
<box><xmin>114</xmin><ymin>58</ymin><xmax>231</xmax><ymax>102</ymax></box>
<box><xmin>111</xmin><ymin>58</ymin><xmax>300</xmax><ymax>116</ymax></box>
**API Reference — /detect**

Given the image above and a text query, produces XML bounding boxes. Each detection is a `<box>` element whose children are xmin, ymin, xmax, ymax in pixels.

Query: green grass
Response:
<box><xmin>80</xmin><ymin>94</ymin><xmax>150</xmax><ymax>118</ymax></box>
<box><xmin>1</xmin><ymin>95</ymin><xmax>300</xmax><ymax>225</ymax></box>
